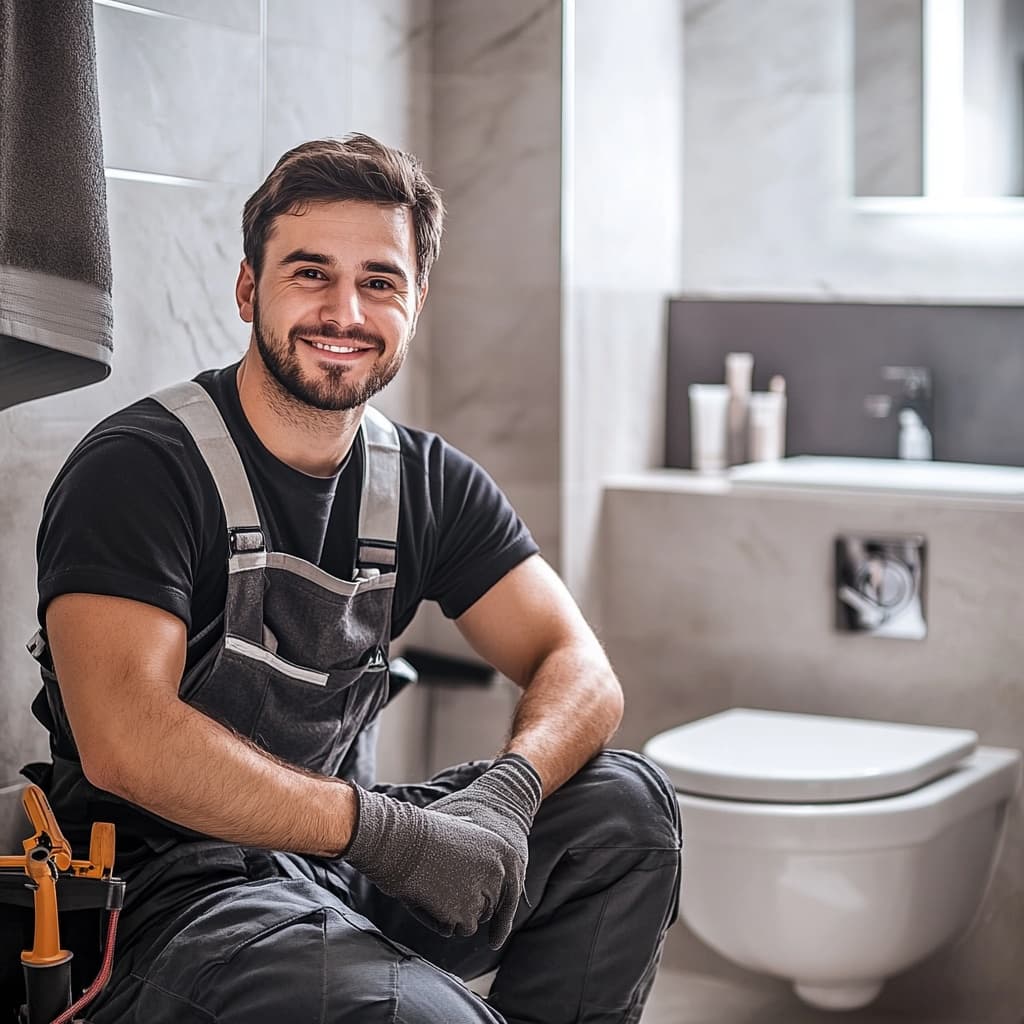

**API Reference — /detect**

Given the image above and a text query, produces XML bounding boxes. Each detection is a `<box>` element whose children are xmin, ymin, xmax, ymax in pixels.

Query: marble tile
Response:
<box><xmin>265</xmin><ymin>0</ymin><xmax>432</xmax><ymax>169</ymax></box>
<box><xmin>376</xmin><ymin>682</ymin><xmax>431</xmax><ymax>784</ymax></box>
<box><xmin>431</xmin><ymin>71</ymin><xmax>561</xmax><ymax>291</ymax></box>
<box><xmin>426</xmin><ymin>282</ymin><xmax>561</xmax><ymax>488</ymax></box>
<box><xmin>114</xmin><ymin>0</ymin><xmax>260</xmax><ymax>32</ymax></box>
<box><xmin>351</xmin><ymin>0</ymin><xmax>433</xmax><ymax>76</ymax></box>
<box><xmin>426</xmin><ymin>677</ymin><xmax>520</xmax><ymax>776</ymax></box>
<box><xmin>0</xmin><ymin>437</ymin><xmax>62</xmax><ymax>787</ymax></box>
<box><xmin>0</xmin><ymin>784</ymin><xmax>27</xmax><ymax>849</ymax></box>
<box><xmin>684</xmin><ymin>0</ymin><xmax>845</xmax><ymax>98</ymax></box>
<box><xmin>572</xmin><ymin>0</ymin><xmax>684</xmax><ymax>292</ymax></box>
<box><xmin>265</xmin><ymin>0</ymin><xmax>352</xmax><ymax>43</ymax></box>
<box><xmin>498</xmin><ymin>480</ymin><xmax>560</xmax><ymax>572</ymax></box>
<box><xmin>562</xmin><ymin>288</ymin><xmax>668</xmax><ymax>613</ymax></box>
<box><xmin>682</xmin><ymin>88</ymin><xmax>841</xmax><ymax>295</ymax></box>
<box><xmin>103</xmin><ymin>176</ymin><xmax>252</xmax><ymax>395</ymax></box>
<box><xmin>350</xmin><ymin>67</ymin><xmax>432</xmax><ymax>163</ymax></box>
<box><xmin>396</xmin><ymin>604</ymin><xmax>526</xmax><ymax>776</ymax></box>
<box><xmin>263</xmin><ymin>36</ymin><xmax>353</xmax><ymax>176</ymax></box>
<box><xmin>433</xmin><ymin>0</ymin><xmax>561</xmax><ymax>77</ymax></box>
<box><xmin>94</xmin><ymin>4</ymin><xmax>261</xmax><ymax>182</ymax></box>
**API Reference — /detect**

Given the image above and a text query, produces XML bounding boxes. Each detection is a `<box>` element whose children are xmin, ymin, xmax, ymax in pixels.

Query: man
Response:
<box><xmin>24</xmin><ymin>134</ymin><xmax>681</xmax><ymax>1023</ymax></box>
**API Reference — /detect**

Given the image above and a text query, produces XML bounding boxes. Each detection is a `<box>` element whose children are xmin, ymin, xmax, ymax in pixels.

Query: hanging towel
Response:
<box><xmin>0</xmin><ymin>0</ymin><xmax>113</xmax><ymax>410</ymax></box>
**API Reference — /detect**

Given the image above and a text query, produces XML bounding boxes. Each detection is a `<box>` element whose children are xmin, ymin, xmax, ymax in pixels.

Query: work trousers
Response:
<box><xmin>83</xmin><ymin>750</ymin><xmax>682</xmax><ymax>1024</ymax></box>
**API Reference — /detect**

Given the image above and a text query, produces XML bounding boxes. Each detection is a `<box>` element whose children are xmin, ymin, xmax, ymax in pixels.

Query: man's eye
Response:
<box><xmin>298</xmin><ymin>268</ymin><xmax>326</xmax><ymax>280</ymax></box>
<box><xmin>365</xmin><ymin>278</ymin><xmax>393</xmax><ymax>290</ymax></box>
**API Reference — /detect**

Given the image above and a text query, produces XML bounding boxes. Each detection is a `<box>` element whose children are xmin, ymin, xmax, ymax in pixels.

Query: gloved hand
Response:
<box><xmin>344</xmin><ymin>754</ymin><xmax>543</xmax><ymax>949</ymax></box>
<box><xmin>426</xmin><ymin>753</ymin><xmax>543</xmax><ymax>947</ymax></box>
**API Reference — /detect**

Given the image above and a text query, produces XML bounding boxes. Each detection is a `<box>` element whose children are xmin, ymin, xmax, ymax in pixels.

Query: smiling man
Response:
<box><xmin>24</xmin><ymin>135</ymin><xmax>681</xmax><ymax>1024</ymax></box>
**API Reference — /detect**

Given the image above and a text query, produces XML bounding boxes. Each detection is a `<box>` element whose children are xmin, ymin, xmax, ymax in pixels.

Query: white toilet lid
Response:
<box><xmin>644</xmin><ymin>708</ymin><xmax>979</xmax><ymax>803</ymax></box>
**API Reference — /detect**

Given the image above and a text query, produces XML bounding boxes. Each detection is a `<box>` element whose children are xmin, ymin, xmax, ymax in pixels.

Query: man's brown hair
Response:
<box><xmin>242</xmin><ymin>134</ymin><xmax>444</xmax><ymax>290</ymax></box>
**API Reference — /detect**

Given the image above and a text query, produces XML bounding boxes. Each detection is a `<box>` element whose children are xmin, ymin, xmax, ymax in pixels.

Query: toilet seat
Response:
<box><xmin>645</xmin><ymin>708</ymin><xmax>978</xmax><ymax>803</ymax></box>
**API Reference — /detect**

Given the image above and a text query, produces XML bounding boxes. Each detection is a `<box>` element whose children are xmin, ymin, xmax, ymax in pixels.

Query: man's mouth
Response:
<box><xmin>304</xmin><ymin>338</ymin><xmax>375</xmax><ymax>355</ymax></box>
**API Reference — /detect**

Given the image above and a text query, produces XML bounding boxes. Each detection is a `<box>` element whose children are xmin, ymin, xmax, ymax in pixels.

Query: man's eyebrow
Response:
<box><xmin>278</xmin><ymin>249</ymin><xmax>335</xmax><ymax>267</ymax></box>
<box><xmin>363</xmin><ymin>260</ymin><xmax>410</xmax><ymax>285</ymax></box>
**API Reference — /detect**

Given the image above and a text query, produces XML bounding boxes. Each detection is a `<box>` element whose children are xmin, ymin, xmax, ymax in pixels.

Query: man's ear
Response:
<box><xmin>235</xmin><ymin>260</ymin><xmax>256</xmax><ymax>323</ymax></box>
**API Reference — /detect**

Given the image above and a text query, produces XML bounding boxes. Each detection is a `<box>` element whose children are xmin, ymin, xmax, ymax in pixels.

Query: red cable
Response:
<box><xmin>48</xmin><ymin>908</ymin><xmax>120</xmax><ymax>1024</ymax></box>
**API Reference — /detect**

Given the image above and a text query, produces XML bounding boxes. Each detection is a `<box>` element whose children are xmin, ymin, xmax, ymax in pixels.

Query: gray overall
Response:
<box><xmin>45</xmin><ymin>384</ymin><xmax>683</xmax><ymax>1024</ymax></box>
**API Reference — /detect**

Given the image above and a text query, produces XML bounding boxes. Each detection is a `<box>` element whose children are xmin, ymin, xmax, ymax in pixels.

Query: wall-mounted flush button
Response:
<box><xmin>835</xmin><ymin>535</ymin><xmax>927</xmax><ymax>639</ymax></box>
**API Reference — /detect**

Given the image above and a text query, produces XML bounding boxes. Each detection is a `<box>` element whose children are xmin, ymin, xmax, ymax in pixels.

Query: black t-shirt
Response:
<box><xmin>36</xmin><ymin>364</ymin><xmax>538</xmax><ymax>672</ymax></box>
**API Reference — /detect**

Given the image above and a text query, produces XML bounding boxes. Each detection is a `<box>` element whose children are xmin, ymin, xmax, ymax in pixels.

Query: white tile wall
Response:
<box><xmin>427</xmin><ymin>0</ymin><xmax>563</xmax><ymax>588</ymax></box>
<box><xmin>564</xmin><ymin>0</ymin><xmax>684</xmax><ymax>620</ymax></box>
<box><xmin>115</xmin><ymin>1</ymin><xmax>260</xmax><ymax>32</ymax></box>
<box><xmin>682</xmin><ymin>0</ymin><xmax>1024</xmax><ymax>303</ymax></box>
<box><xmin>94</xmin><ymin>4</ymin><xmax>262</xmax><ymax>182</ymax></box>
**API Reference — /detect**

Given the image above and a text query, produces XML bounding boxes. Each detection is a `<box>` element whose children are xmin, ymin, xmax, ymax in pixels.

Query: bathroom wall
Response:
<box><xmin>681</xmin><ymin>0</ymin><xmax>1024</xmax><ymax>301</ymax></box>
<box><xmin>602</xmin><ymin>478</ymin><xmax>1024</xmax><ymax>1019</ymax></box>
<box><xmin>0</xmin><ymin>0</ymin><xmax>434</xmax><ymax>792</ymax></box>
<box><xmin>664</xmin><ymin>299</ymin><xmax>1024</xmax><ymax>469</ymax></box>
<box><xmin>595</xmin><ymin>1</ymin><xmax>1024</xmax><ymax>1015</ymax></box>
<box><xmin>563</xmin><ymin>0</ymin><xmax>685</xmax><ymax>621</ymax></box>
<box><xmin>402</xmin><ymin>0</ymin><xmax>566</xmax><ymax>757</ymax></box>
<box><xmin>427</xmin><ymin>0</ymin><xmax>563</xmax><ymax>569</ymax></box>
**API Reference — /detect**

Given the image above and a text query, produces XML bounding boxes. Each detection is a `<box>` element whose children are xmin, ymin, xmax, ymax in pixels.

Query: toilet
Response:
<box><xmin>643</xmin><ymin>708</ymin><xmax>1021</xmax><ymax>1011</ymax></box>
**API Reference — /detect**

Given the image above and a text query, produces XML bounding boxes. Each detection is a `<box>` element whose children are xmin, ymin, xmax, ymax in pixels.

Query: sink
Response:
<box><xmin>728</xmin><ymin>456</ymin><xmax>1024</xmax><ymax>498</ymax></box>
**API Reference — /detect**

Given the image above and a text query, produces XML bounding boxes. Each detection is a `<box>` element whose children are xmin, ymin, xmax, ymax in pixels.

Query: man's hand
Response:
<box><xmin>345</xmin><ymin>755</ymin><xmax>542</xmax><ymax>948</ymax></box>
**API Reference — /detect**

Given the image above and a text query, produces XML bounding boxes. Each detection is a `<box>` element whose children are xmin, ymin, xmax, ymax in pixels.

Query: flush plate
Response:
<box><xmin>835</xmin><ymin>535</ymin><xmax>927</xmax><ymax>639</ymax></box>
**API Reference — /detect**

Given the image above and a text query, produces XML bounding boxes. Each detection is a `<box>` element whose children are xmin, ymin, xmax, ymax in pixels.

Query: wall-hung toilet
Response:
<box><xmin>643</xmin><ymin>708</ymin><xmax>1021</xmax><ymax>1011</ymax></box>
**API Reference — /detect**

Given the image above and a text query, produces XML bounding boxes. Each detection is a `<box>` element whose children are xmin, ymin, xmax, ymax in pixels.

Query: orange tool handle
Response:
<box><xmin>21</xmin><ymin>847</ymin><xmax>72</xmax><ymax>967</ymax></box>
<box><xmin>21</xmin><ymin>785</ymin><xmax>72</xmax><ymax>871</ymax></box>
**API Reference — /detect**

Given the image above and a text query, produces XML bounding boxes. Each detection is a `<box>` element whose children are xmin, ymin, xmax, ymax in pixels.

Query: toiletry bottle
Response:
<box><xmin>769</xmin><ymin>374</ymin><xmax>787</xmax><ymax>457</ymax></box>
<box><xmin>747</xmin><ymin>375</ymin><xmax>787</xmax><ymax>462</ymax></box>
<box><xmin>898</xmin><ymin>409</ymin><xmax>932</xmax><ymax>460</ymax></box>
<box><xmin>689</xmin><ymin>383</ymin><xmax>731</xmax><ymax>473</ymax></box>
<box><xmin>725</xmin><ymin>352</ymin><xmax>753</xmax><ymax>465</ymax></box>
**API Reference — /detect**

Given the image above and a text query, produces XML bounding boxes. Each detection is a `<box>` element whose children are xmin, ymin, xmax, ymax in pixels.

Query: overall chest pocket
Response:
<box><xmin>185</xmin><ymin>638</ymin><xmax>390</xmax><ymax>777</ymax></box>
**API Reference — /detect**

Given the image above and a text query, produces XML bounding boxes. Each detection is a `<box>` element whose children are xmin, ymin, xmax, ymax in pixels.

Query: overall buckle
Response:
<box><xmin>229</xmin><ymin>528</ymin><xmax>266</xmax><ymax>555</ymax></box>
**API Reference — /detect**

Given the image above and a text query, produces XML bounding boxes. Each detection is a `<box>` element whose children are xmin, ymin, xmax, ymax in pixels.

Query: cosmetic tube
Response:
<box><xmin>725</xmin><ymin>352</ymin><xmax>753</xmax><ymax>465</ymax></box>
<box><xmin>748</xmin><ymin>390</ymin><xmax>787</xmax><ymax>462</ymax></box>
<box><xmin>688</xmin><ymin>383</ymin><xmax>731</xmax><ymax>473</ymax></box>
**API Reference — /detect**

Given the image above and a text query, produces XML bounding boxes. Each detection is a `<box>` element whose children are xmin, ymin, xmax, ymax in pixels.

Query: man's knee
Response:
<box><xmin>394</xmin><ymin>957</ymin><xmax>503</xmax><ymax>1023</ymax></box>
<box><xmin>555</xmin><ymin>749</ymin><xmax>681</xmax><ymax>850</ymax></box>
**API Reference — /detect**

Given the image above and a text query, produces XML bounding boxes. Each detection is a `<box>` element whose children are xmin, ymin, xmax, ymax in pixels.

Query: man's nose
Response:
<box><xmin>321</xmin><ymin>279</ymin><xmax>365</xmax><ymax>326</ymax></box>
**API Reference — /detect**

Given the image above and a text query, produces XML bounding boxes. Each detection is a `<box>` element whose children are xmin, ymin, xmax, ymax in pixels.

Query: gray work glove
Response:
<box><xmin>345</xmin><ymin>754</ymin><xmax>542</xmax><ymax>949</ymax></box>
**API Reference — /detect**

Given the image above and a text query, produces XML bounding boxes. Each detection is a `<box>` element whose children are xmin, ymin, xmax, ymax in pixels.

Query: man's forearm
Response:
<box><xmin>501</xmin><ymin>643</ymin><xmax>624</xmax><ymax>797</ymax></box>
<box><xmin>93</xmin><ymin>695</ymin><xmax>356</xmax><ymax>857</ymax></box>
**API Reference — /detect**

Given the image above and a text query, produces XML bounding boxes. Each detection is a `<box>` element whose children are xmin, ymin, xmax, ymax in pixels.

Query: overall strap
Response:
<box><xmin>150</xmin><ymin>382</ymin><xmax>266</xmax><ymax>556</ymax></box>
<box><xmin>357</xmin><ymin>406</ymin><xmax>401</xmax><ymax>572</ymax></box>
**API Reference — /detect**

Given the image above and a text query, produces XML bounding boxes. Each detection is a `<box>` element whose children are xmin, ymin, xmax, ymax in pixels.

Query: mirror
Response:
<box><xmin>853</xmin><ymin>0</ymin><xmax>1024</xmax><ymax>198</ymax></box>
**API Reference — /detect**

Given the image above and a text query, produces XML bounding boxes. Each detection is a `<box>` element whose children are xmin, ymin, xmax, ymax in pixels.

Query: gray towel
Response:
<box><xmin>0</xmin><ymin>0</ymin><xmax>113</xmax><ymax>410</ymax></box>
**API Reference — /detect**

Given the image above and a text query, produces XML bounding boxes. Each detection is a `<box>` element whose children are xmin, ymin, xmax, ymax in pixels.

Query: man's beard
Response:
<box><xmin>253</xmin><ymin>299</ymin><xmax>406</xmax><ymax>412</ymax></box>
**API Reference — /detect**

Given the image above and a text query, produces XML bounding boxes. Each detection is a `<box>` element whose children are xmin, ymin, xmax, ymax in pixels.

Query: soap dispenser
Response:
<box><xmin>898</xmin><ymin>409</ymin><xmax>933</xmax><ymax>461</ymax></box>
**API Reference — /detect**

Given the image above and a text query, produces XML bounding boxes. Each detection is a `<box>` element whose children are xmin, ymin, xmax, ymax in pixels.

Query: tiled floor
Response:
<box><xmin>639</xmin><ymin>967</ymin><xmax>995</xmax><ymax>1024</ymax></box>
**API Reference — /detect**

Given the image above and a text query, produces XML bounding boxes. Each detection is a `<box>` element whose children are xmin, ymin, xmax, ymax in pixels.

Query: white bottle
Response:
<box><xmin>748</xmin><ymin>391</ymin><xmax>786</xmax><ymax>462</ymax></box>
<box><xmin>898</xmin><ymin>409</ymin><xmax>932</xmax><ymax>460</ymax></box>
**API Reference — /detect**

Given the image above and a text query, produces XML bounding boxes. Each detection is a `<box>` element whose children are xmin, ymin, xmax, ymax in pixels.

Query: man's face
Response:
<box><xmin>239</xmin><ymin>200</ymin><xmax>424</xmax><ymax>412</ymax></box>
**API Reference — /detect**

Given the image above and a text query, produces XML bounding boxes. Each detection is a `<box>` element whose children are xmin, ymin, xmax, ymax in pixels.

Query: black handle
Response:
<box><xmin>397</xmin><ymin>647</ymin><xmax>495</xmax><ymax>688</ymax></box>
